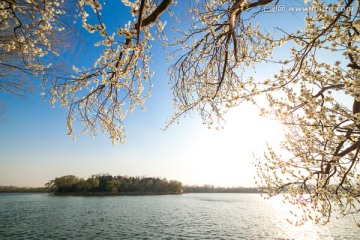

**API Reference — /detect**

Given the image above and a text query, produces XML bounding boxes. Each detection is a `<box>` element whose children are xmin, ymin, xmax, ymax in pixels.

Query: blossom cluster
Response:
<box><xmin>0</xmin><ymin>0</ymin><xmax>69</xmax><ymax>75</ymax></box>
<box><xmin>254</xmin><ymin>0</ymin><xmax>360</xmax><ymax>226</ymax></box>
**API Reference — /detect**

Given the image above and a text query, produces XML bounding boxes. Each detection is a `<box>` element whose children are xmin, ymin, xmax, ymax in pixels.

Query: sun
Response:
<box><xmin>178</xmin><ymin>102</ymin><xmax>285</xmax><ymax>187</ymax></box>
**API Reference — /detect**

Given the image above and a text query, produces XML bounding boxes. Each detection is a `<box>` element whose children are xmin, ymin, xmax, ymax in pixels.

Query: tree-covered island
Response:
<box><xmin>0</xmin><ymin>176</ymin><xmax>259</xmax><ymax>195</ymax></box>
<box><xmin>45</xmin><ymin>174</ymin><xmax>183</xmax><ymax>195</ymax></box>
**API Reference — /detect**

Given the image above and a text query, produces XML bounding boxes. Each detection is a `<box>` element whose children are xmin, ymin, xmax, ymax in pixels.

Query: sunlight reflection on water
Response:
<box><xmin>0</xmin><ymin>193</ymin><xmax>358</xmax><ymax>239</ymax></box>
<box><xmin>265</xmin><ymin>196</ymin><xmax>329</xmax><ymax>240</ymax></box>
<box><xmin>265</xmin><ymin>194</ymin><xmax>358</xmax><ymax>240</ymax></box>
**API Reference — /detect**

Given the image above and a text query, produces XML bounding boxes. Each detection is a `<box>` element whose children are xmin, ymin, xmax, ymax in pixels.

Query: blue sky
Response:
<box><xmin>0</xmin><ymin>1</ymin><xmax>311</xmax><ymax>187</ymax></box>
<box><xmin>0</xmin><ymin>87</ymin><xmax>283</xmax><ymax>187</ymax></box>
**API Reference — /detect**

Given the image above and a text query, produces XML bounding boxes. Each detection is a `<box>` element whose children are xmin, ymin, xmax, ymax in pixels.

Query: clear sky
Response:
<box><xmin>0</xmin><ymin>1</ymin><xmax>307</xmax><ymax>188</ymax></box>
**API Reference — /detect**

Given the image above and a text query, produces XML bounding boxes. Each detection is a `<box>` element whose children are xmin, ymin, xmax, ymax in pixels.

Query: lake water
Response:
<box><xmin>0</xmin><ymin>193</ymin><xmax>359</xmax><ymax>239</ymax></box>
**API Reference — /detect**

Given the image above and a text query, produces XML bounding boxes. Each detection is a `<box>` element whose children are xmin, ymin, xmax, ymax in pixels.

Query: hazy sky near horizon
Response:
<box><xmin>0</xmin><ymin>1</ymin><xmax>305</xmax><ymax>188</ymax></box>
<box><xmin>0</xmin><ymin>88</ymin><xmax>283</xmax><ymax>187</ymax></box>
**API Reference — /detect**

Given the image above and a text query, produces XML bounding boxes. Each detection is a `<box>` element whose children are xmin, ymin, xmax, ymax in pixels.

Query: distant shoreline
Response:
<box><xmin>0</xmin><ymin>191</ymin><xmax>261</xmax><ymax>195</ymax></box>
<box><xmin>0</xmin><ymin>187</ymin><xmax>47</xmax><ymax>193</ymax></box>
<box><xmin>0</xmin><ymin>182</ymin><xmax>261</xmax><ymax>195</ymax></box>
<box><xmin>0</xmin><ymin>191</ymin><xmax>47</xmax><ymax>194</ymax></box>
<box><xmin>52</xmin><ymin>192</ymin><xmax>182</xmax><ymax>196</ymax></box>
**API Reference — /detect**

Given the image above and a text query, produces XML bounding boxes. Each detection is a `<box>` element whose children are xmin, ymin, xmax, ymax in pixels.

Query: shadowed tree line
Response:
<box><xmin>45</xmin><ymin>174</ymin><xmax>183</xmax><ymax>195</ymax></box>
<box><xmin>0</xmin><ymin>181</ymin><xmax>260</xmax><ymax>194</ymax></box>
<box><xmin>0</xmin><ymin>186</ymin><xmax>47</xmax><ymax>193</ymax></box>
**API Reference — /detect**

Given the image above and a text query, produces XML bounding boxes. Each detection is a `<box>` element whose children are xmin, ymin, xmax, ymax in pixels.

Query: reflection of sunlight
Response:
<box><xmin>267</xmin><ymin>195</ymin><xmax>332</xmax><ymax>240</ymax></box>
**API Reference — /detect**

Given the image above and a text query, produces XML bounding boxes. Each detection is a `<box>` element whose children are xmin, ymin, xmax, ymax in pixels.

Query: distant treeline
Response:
<box><xmin>0</xmin><ymin>186</ymin><xmax>47</xmax><ymax>193</ymax></box>
<box><xmin>45</xmin><ymin>174</ymin><xmax>183</xmax><ymax>195</ymax></box>
<box><xmin>0</xmin><ymin>179</ymin><xmax>260</xmax><ymax>195</ymax></box>
<box><xmin>183</xmin><ymin>185</ymin><xmax>259</xmax><ymax>193</ymax></box>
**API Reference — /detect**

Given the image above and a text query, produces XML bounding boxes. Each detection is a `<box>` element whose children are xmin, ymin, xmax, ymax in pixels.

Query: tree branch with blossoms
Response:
<box><xmin>47</xmin><ymin>0</ymin><xmax>173</xmax><ymax>143</ymax></box>
<box><xmin>256</xmin><ymin>0</ymin><xmax>360</xmax><ymax>226</ymax></box>
<box><xmin>168</xmin><ymin>0</ymin><xmax>276</xmax><ymax>129</ymax></box>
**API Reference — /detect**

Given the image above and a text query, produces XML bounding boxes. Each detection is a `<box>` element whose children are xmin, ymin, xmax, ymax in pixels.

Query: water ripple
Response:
<box><xmin>0</xmin><ymin>193</ymin><xmax>359</xmax><ymax>239</ymax></box>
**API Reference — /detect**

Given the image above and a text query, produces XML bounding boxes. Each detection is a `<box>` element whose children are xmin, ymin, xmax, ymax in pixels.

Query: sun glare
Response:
<box><xmin>180</xmin><ymin>103</ymin><xmax>284</xmax><ymax>187</ymax></box>
<box><xmin>266</xmin><ymin>195</ymin><xmax>332</xmax><ymax>239</ymax></box>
